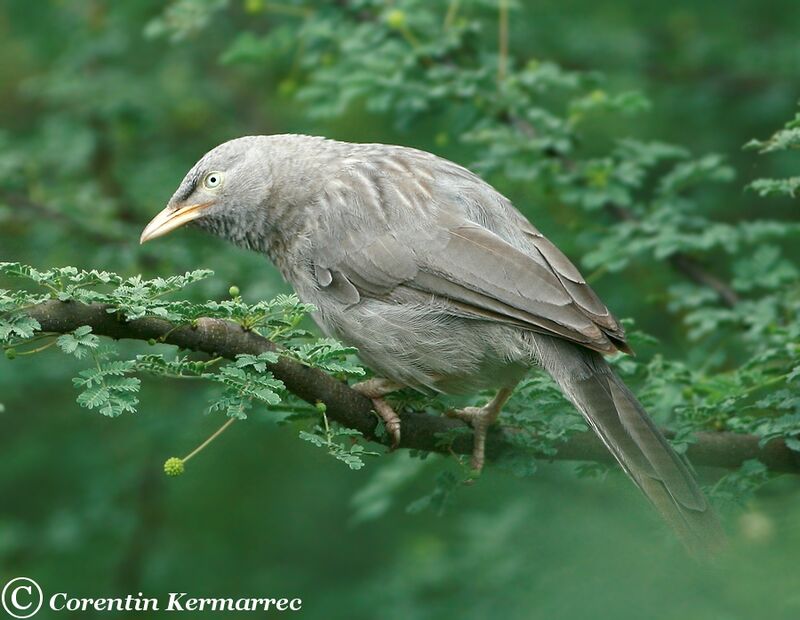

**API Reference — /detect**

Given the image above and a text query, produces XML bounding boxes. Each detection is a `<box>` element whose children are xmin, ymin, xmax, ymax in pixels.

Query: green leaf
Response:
<box><xmin>658</xmin><ymin>154</ymin><xmax>735</xmax><ymax>195</ymax></box>
<box><xmin>235</xmin><ymin>351</ymin><xmax>280</xmax><ymax>373</ymax></box>
<box><xmin>220</xmin><ymin>32</ymin><xmax>273</xmax><ymax>65</ymax></box>
<box><xmin>784</xmin><ymin>437</ymin><xmax>800</xmax><ymax>452</ymax></box>
<box><xmin>292</xmin><ymin>338</ymin><xmax>365</xmax><ymax>376</ymax></box>
<box><xmin>77</xmin><ymin>386</ymin><xmax>111</xmax><ymax>409</ymax></box>
<box><xmin>0</xmin><ymin>314</ymin><xmax>40</xmax><ymax>342</ymax></box>
<box><xmin>299</xmin><ymin>421</ymin><xmax>379</xmax><ymax>470</ymax></box>
<box><xmin>56</xmin><ymin>325</ymin><xmax>100</xmax><ymax>358</ymax></box>
<box><xmin>745</xmin><ymin>127</ymin><xmax>800</xmax><ymax>153</ymax></box>
<box><xmin>747</xmin><ymin>177</ymin><xmax>800</xmax><ymax>198</ymax></box>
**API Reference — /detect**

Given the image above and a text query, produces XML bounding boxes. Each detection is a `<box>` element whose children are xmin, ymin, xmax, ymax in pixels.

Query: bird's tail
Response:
<box><xmin>534</xmin><ymin>336</ymin><xmax>726</xmax><ymax>556</ymax></box>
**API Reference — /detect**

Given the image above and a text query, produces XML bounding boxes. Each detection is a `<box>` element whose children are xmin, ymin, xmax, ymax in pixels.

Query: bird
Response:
<box><xmin>140</xmin><ymin>134</ymin><xmax>725</xmax><ymax>554</ymax></box>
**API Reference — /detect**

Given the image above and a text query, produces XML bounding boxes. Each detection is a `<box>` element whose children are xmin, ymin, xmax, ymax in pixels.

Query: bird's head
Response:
<box><xmin>140</xmin><ymin>137</ymin><xmax>274</xmax><ymax>246</ymax></box>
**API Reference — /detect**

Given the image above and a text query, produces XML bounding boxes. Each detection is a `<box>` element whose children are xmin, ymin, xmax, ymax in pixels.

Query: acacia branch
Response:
<box><xmin>22</xmin><ymin>300</ymin><xmax>798</xmax><ymax>473</ymax></box>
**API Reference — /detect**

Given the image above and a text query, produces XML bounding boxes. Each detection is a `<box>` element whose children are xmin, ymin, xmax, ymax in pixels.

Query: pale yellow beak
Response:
<box><xmin>139</xmin><ymin>202</ymin><xmax>213</xmax><ymax>244</ymax></box>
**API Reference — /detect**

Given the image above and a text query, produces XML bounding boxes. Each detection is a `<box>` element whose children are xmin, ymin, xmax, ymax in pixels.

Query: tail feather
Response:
<box><xmin>535</xmin><ymin>336</ymin><xmax>726</xmax><ymax>556</ymax></box>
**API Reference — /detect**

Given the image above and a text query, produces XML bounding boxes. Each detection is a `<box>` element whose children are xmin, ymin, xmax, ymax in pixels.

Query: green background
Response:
<box><xmin>1</xmin><ymin>1</ymin><xmax>799</xmax><ymax>618</ymax></box>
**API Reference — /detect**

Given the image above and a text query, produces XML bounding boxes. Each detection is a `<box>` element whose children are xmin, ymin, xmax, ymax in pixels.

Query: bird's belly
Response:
<box><xmin>312</xmin><ymin>298</ymin><xmax>531</xmax><ymax>394</ymax></box>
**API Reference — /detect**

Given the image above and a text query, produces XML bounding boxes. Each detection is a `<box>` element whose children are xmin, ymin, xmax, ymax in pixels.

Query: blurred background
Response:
<box><xmin>1</xmin><ymin>1</ymin><xmax>800</xmax><ymax>618</ymax></box>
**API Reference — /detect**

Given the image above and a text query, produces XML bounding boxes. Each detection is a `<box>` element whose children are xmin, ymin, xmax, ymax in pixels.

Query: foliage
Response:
<box><xmin>0</xmin><ymin>261</ymin><xmax>369</xmax><ymax>464</ymax></box>
<box><xmin>299</xmin><ymin>410</ymin><xmax>381</xmax><ymax>470</ymax></box>
<box><xmin>746</xmin><ymin>105</ymin><xmax>800</xmax><ymax>198</ymax></box>
<box><xmin>2</xmin><ymin>0</ymin><xmax>799</xmax><ymax>496</ymax></box>
<box><xmin>3</xmin><ymin>1</ymin><xmax>800</xmax><ymax>615</ymax></box>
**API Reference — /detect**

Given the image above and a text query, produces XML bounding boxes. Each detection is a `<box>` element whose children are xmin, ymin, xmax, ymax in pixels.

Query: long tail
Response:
<box><xmin>534</xmin><ymin>336</ymin><xmax>726</xmax><ymax>556</ymax></box>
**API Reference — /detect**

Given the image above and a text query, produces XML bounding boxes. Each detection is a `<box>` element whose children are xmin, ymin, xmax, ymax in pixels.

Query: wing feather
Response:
<box><xmin>311</xmin><ymin>162</ymin><xmax>627</xmax><ymax>354</ymax></box>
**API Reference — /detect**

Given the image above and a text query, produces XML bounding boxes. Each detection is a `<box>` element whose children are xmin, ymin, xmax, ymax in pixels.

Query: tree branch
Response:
<box><xmin>23</xmin><ymin>300</ymin><xmax>797</xmax><ymax>472</ymax></box>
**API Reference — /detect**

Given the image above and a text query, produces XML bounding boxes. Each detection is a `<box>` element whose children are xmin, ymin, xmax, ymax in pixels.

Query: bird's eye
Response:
<box><xmin>204</xmin><ymin>171</ymin><xmax>223</xmax><ymax>189</ymax></box>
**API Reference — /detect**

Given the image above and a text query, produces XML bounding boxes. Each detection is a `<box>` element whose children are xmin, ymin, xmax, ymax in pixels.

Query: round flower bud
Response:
<box><xmin>386</xmin><ymin>9</ymin><xmax>406</xmax><ymax>29</ymax></box>
<box><xmin>244</xmin><ymin>0</ymin><xmax>264</xmax><ymax>13</ymax></box>
<box><xmin>164</xmin><ymin>457</ymin><xmax>185</xmax><ymax>477</ymax></box>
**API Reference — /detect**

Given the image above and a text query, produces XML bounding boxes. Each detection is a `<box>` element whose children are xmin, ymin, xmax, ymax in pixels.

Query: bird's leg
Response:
<box><xmin>352</xmin><ymin>378</ymin><xmax>404</xmax><ymax>448</ymax></box>
<box><xmin>447</xmin><ymin>386</ymin><xmax>515</xmax><ymax>472</ymax></box>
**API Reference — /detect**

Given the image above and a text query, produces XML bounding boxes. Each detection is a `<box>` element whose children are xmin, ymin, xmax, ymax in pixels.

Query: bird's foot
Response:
<box><xmin>446</xmin><ymin>387</ymin><xmax>514</xmax><ymax>473</ymax></box>
<box><xmin>352</xmin><ymin>378</ymin><xmax>403</xmax><ymax>449</ymax></box>
<box><xmin>446</xmin><ymin>405</ymin><xmax>498</xmax><ymax>472</ymax></box>
<box><xmin>370</xmin><ymin>397</ymin><xmax>402</xmax><ymax>449</ymax></box>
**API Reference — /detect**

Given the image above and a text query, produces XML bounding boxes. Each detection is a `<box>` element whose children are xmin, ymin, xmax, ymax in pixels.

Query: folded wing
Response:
<box><xmin>312</xmin><ymin>170</ymin><xmax>628</xmax><ymax>355</ymax></box>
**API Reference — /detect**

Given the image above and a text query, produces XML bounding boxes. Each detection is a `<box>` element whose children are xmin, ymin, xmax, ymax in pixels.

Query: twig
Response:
<box><xmin>498</xmin><ymin>0</ymin><xmax>509</xmax><ymax>83</ymax></box>
<box><xmin>443</xmin><ymin>0</ymin><xmax>460</xmax><ymax>30</ymax></box>
<box><xmin>183</xmin><ymin>417</ymin><xmax>237</xmax><ymax>463</ymax></box>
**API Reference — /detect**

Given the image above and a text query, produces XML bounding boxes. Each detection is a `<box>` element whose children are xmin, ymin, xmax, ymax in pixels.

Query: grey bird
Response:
<box><xmin>141</xmin><ymin>134</ymin><xmax>725</xmax><ymax>554</ymax></box>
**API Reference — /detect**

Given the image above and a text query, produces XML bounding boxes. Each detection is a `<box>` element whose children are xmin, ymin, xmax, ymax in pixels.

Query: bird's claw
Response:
<box><xmin>446</xmin><ymin>405</ymin><xmax>497</xmax><ymax>472</ymax></box>
<box><xmin>351</xmin><ymin>378</ymin><xmax>403</xmax><ymax>450</ymax></box>
<box><xmin>372</xmin><ymin>397</ymin><xmax>401</xmax><ymax>449</ymax></box>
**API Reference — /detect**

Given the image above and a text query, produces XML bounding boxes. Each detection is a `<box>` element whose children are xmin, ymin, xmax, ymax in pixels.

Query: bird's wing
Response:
<box><xmin>312</xmin><ymin>167</ymin><xmax>627</xmax><ymax>354</ymax></box>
